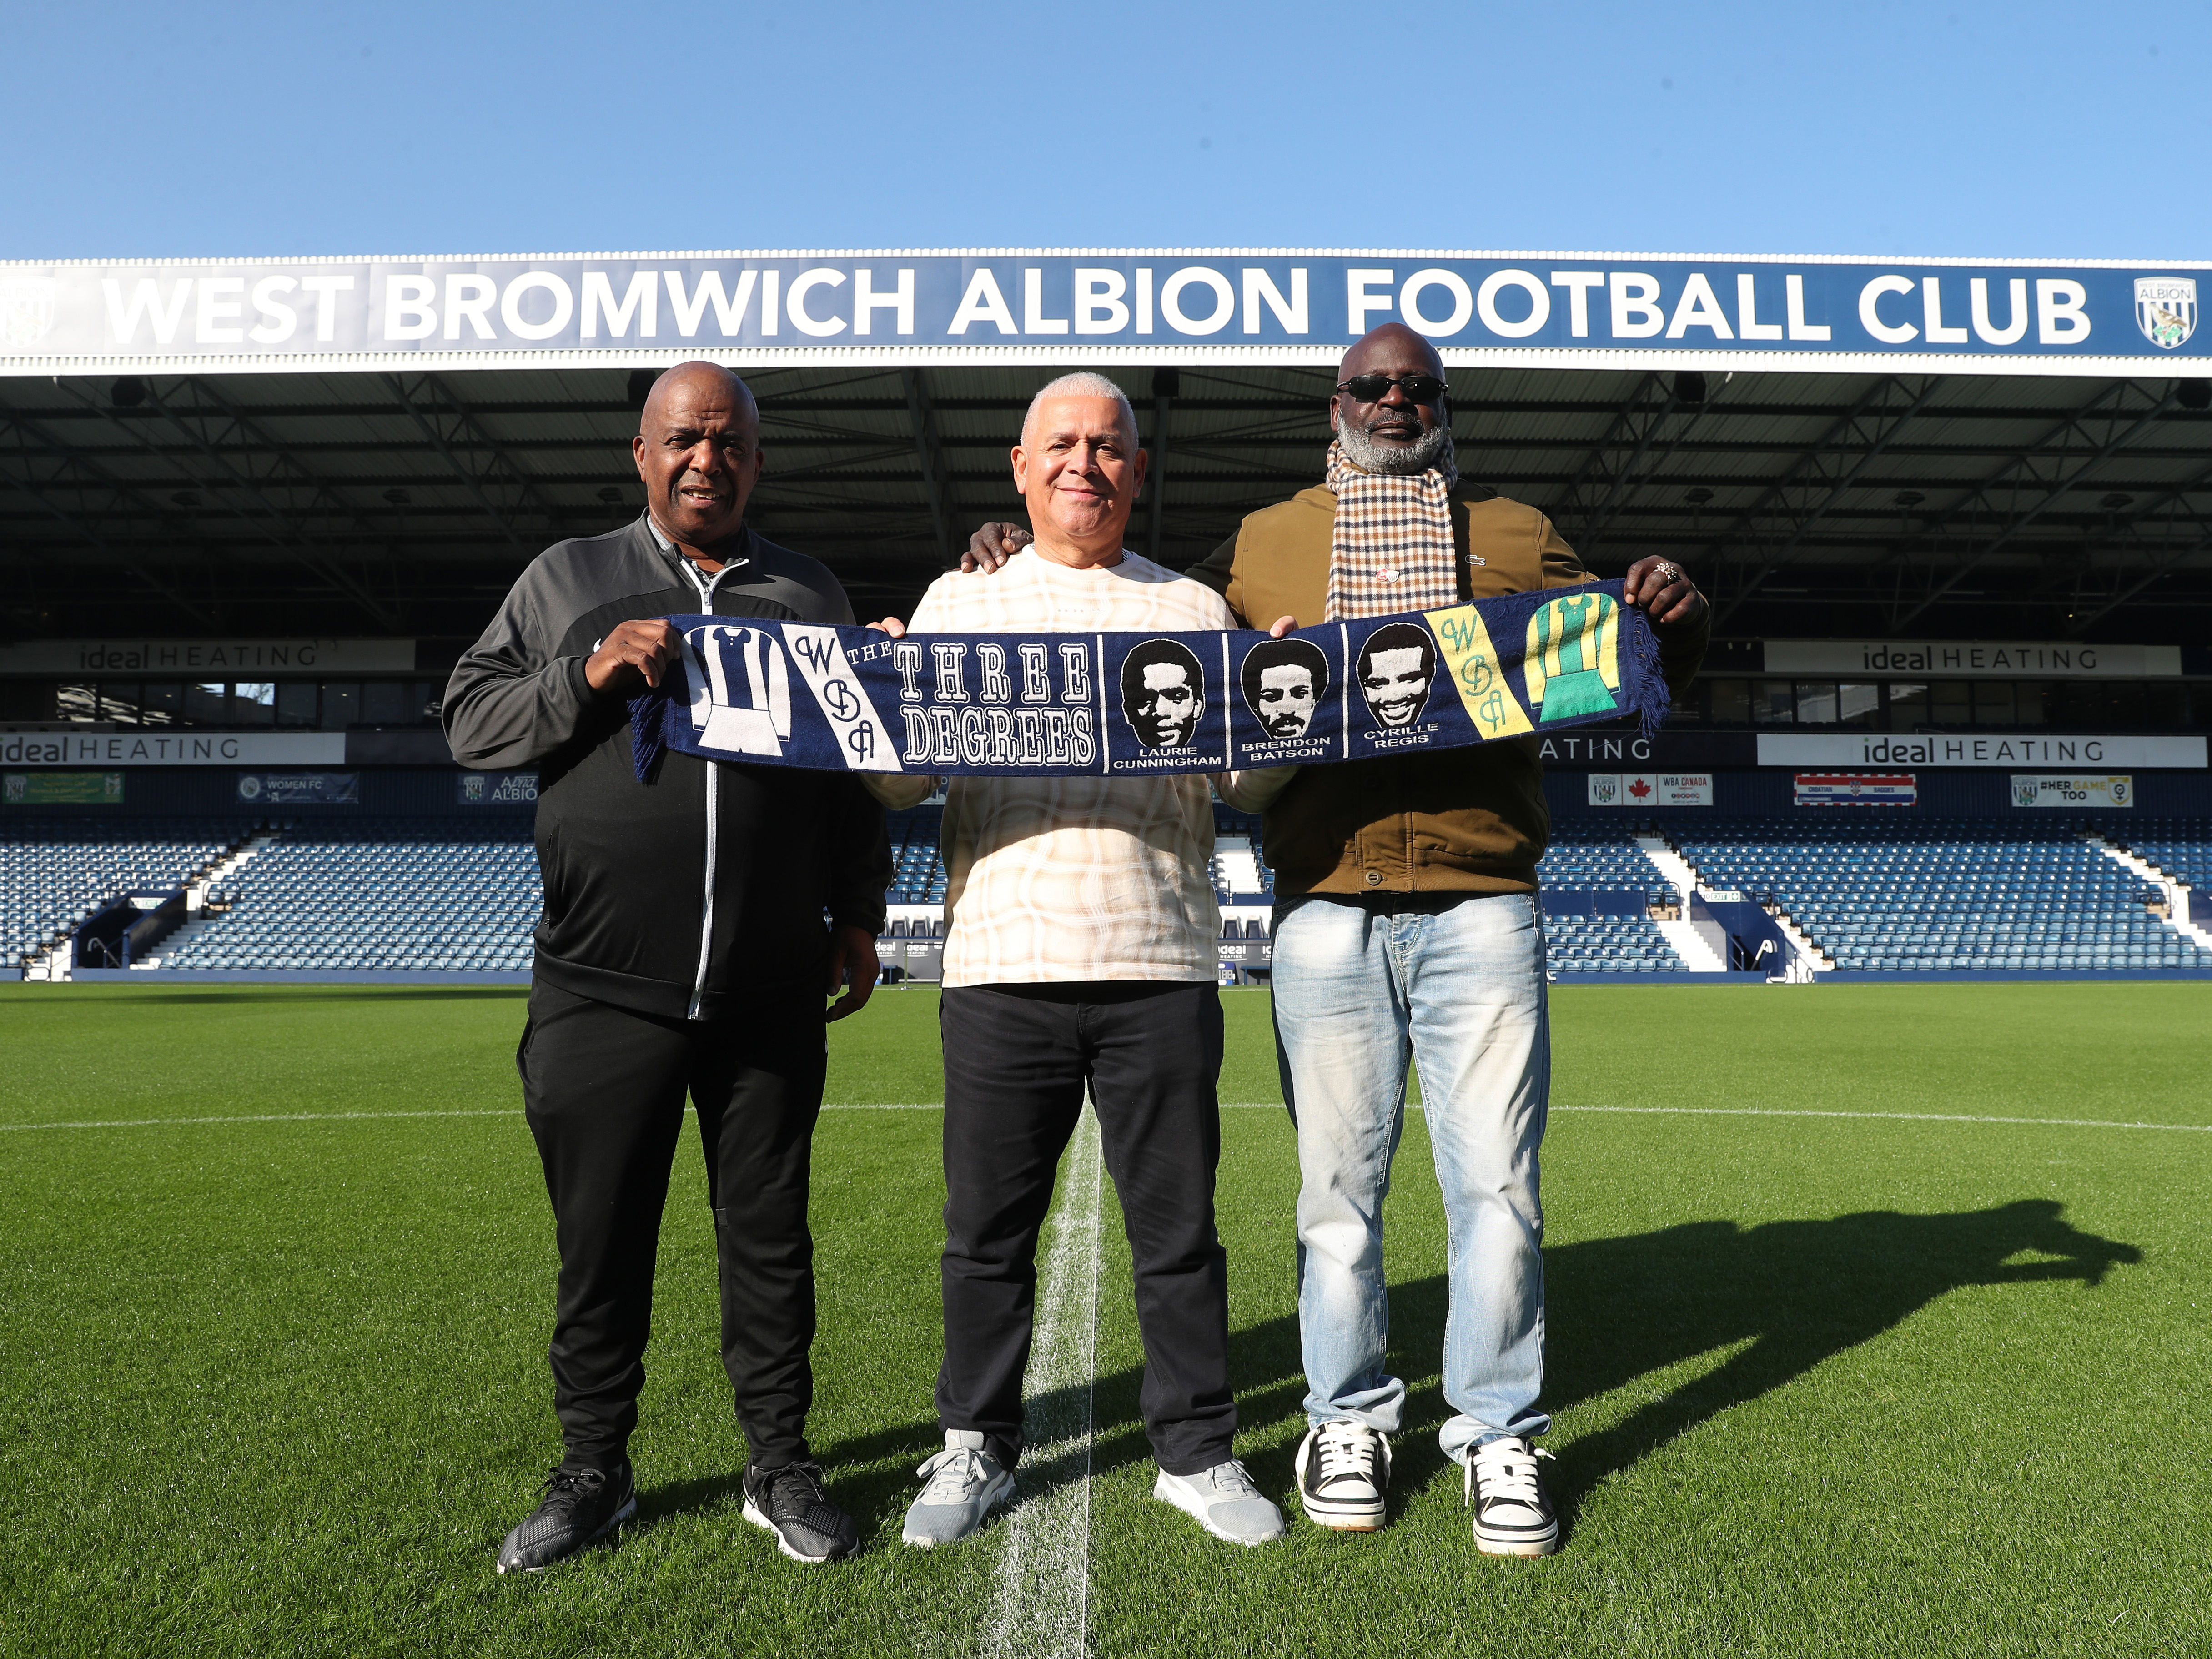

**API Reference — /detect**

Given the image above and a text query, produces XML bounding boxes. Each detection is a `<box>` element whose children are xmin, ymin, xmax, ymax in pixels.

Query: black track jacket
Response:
<box><xmin>444</xmin><ymin>515</ymin><xmax>890</xmax><ymax>1021</ymax></box>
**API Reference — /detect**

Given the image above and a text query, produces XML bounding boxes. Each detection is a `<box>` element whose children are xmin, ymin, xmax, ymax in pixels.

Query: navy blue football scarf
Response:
<box><xmin>628</xmin><ymin>579</ymin><xmax>1669</xmax><ymax>782</ymax></box>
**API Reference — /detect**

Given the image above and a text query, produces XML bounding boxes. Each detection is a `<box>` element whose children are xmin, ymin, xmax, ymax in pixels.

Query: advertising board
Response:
<box><xmin>1588</xmin><ymin>772</ymin><xmax>1713</xmax><ymax>807</ymax></box>
<box><xmin>236</xmin><ymin>773</ymin><xmax>358</xmax><ymax>804</ymax></box>
<box><xmin>2009</xmin><ymin>774</ymin><xmax>2133</xmax><ymax>809</ymax></box>
<box><xmin>1794</xmin><ymin>773</ymin><xmax>1918</xmax><ymax>807</ymax></box>
<box><xmin>2</xmin><ymin>771</ymin><xmax>124</xmax><ymax>804</ymax></box>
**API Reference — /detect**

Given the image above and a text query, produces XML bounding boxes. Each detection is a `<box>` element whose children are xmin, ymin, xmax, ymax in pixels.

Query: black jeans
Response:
<box><xmin>518</xmin><ymin>980</ymin><xmax>827</xmax><ymax>1471</ymax></box>
<box><xmin>937</xmin><ymin>981</ymin><xmax>1235</xmax><ymax>1477</ymax></box>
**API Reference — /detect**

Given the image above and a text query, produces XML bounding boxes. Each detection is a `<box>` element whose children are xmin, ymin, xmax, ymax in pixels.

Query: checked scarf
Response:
<box><xmin>1322</xmin><ymin>437</ymin><xmax>1461</xmax><ymax>622</ymax></box>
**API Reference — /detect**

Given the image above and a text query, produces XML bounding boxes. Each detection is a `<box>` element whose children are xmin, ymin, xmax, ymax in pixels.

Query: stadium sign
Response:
<box><xmin>0</xmin><ymin>638</ymin><xmax>415</xmax><ymax>676</ymax></box>
<box><xmin>1760</xmin><ymin>641</ymin><xmax>2181</xmax><ymax>678</ymax></box>
<box><xmin>236</xmin><ymin>772</ymin><xmax>358</xmax><ymax>804</ymax></box>
<box><xmin>1794</xmin><ymin>773</ymin><xmax>1918</xmax><ymax>807</ymax></box>
<box><xmin>2</xmin><ymin>770</ymin><xmax>124</xmax><ymax>805</ymax></box>
<box><xmin>1757</xmin><ymin>734</ymin><xmax>2205</xmax><ymax>768</ymax></box>
<box><xmin>0</xmin><ymin>731</ymin><xmax>346</xmax><ymax>767</ymax></box>
<box><xmin>1587</xmin><ymin>772</ymin><xmax>1714</xmax><ymax>807</ymax></box>
<box><xmin>3</xmin><ymin>250</ymin><xmax>2208</xmax><ymax>376</ymax></box>
<box><xmin>2010</xmin><ymin>774</ymin><xmax>2133</xmax><ymax>809</ymax></box>
<box><xmin>458</xmin><ymin>772</ymin><xmax>538</xmax><ymax>805</ymax></box>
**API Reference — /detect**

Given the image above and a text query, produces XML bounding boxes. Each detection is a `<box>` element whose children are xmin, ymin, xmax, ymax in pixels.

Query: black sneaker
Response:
<box><xmin>1465</xmin><ymin>1437</ymin><xmax>1558</xmax><ymax>1558</ymax></box>
<box><xmin>1295</xmin><ymin>1419</ymin><xmax>1391</xmax><ymax>1531</ymax></box>
<box><xmin>742</xmin><ymin>1460</ymin><xmax>859</xmax><ymax>1564</ymax></box>
<box><xmin>496</xmin><ymin>1461</ymin><xmax>637</xmax><ymax>1573</ymax></box>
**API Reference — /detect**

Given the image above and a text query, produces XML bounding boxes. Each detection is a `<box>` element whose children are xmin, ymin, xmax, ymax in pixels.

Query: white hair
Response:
<box><xmin>1021</xmin><ymin>372</ymin><xmax>1139</xmax><ymax>447</ymax></box>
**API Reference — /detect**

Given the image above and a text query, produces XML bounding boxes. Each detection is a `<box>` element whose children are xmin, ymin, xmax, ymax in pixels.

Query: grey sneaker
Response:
<box><xmin>1465</xmin><ymin>1437</ymin><xmax>1558</xmax><ymax>1558</ymax></box>
<box><xmin>1296</xmin><ymin>1419</ymin><xmax>1391</xmax><ymax>1530</ymax></box>
<box><xmin>1153</xmin><ymin>1458</ymin><xmax>1286</xmax><ymax>1546</ymax></box>
<box><xmin>902</xmin><ymin>1430</ymin><xmax>1015</xmax><ymax>1547</ymax></box>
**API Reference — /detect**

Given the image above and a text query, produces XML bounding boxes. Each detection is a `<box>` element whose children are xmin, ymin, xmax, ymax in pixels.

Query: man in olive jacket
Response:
<box><xmin>963</xmin><ymin>325</ymin><xmax>1708</xmax><ymax>1557</ymax></box>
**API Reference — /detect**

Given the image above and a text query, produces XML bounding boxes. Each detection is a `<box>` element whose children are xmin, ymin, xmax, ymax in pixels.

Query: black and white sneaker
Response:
<box><xmin>1465</xmin><ymin>1437</ymin><xmax>1558</xmax><ymax>1558</ymax></box>
<box><xmin>1295</xmin><ymin>1420</ymin><xmax>1391</xmax><ymax>1531</ymax></box>
<box><xmin>742</xmin><ymin>1460</ymin><xmax>859</xmax><ymax>1564</ymax></box>
<box><xmin>495</xmin><ymin>1461</ymin><xmax>637</xmax><ymax>1573</ymax></box>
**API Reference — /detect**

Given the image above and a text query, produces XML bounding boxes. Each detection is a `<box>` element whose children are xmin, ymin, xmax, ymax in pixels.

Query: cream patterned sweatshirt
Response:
<box><xmin>863</xmin><ymin>549</ymin><xmax>1291</xmax><ymax>986</ymax></box>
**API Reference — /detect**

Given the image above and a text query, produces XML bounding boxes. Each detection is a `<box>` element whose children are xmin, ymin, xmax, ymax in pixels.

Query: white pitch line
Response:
<box><xmin>11</xmin><ymin>1101</ymin><xmax>2212</xmax><ymax>1137</ymax></box>
<box><xmin>984</xmin><ymin>1103</ymin><xmax>1102</xmax><ymax>1659</ymax></box>
<box><xmin>1549</xmin><ymin>1104</ymin><xmax>2212</xmax><ymax>1133</ymax></box>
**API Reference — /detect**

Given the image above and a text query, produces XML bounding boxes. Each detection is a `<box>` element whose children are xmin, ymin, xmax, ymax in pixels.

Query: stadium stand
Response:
<box><xmin>4</xmin><ymin>819</ymin><xmax>241</xmax><ymax>969</ymax></box>
<box><xmin>886</xmin><ymin>811</ymin><xmax>948</xmax><ymax>903</ymax></box>
<box><xmin>1536</xmin><ymin>823</ymin><xmax>1689</xmax><ymax>974</ymax></box>
<box><xmin>1669</xmin><ymin>819</ymin><xmax>2212</xmax><ymax>973</ymax></box>
<box><xmin>156</xmin><ymin>820</ymin><xmax>538</xmax><ymax>973</ymax></box>
<box><xmin>2122</xmin><ymin>819</ymin><xmax>2212</xmax><ymax>892</ymax></box>
<box><xmin>15</xmin><ymin>800</ymin><xmax>2205</xmax><ymax>984</ymax></box>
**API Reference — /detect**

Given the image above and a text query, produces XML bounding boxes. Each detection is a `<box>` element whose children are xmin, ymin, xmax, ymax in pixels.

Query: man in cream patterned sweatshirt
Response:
<box><xmin>867</xmin><ymin>374</ymin><xmax>1295</xmax><ymax>1550</ymax></box>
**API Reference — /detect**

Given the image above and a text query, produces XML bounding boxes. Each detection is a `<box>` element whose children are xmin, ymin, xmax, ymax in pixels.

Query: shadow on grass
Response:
<box><xmin>1078</xmin><ymin>1198</ymin><xmax>2139</xmax><ymax>1528</ymax></box>
<box><xmin>618</xmin><ymin>1199</ymin><xmax>2137</xmax><ymax>1542</ymax></box>
<box><xmin>628</xmin><ymin>1416</ymin><xmax>949</xmax><ymax>1543</ymax></box>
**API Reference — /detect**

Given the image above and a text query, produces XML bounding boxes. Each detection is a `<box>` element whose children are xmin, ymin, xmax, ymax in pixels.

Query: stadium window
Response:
<box><xmin>186</xmin><ymin>683</ymin><xmax>228</xmax><ymax>724</ymax></box>
<box><xmin>1705</xmin><ymin>679</ymin><xmax>1749</xmax><ymax>726</ymax></box>
<box><xmin>1971</xmin><ymin>683</ymin><xmax>2014</xmax><ymax>726</ymax></box>
<box><xmin>2142</xmin><ymin>681</ymin><xmax>2187</xmax><ymax>729</ymax></box>
<box><xmin>2015</xmin><ymin>682</ymin><xmax>2049</xmax><ymax>726</ymax></box>
<box><xmin>1838</xmin><ymin>683</ymin><xmax>1880</xmax><ymax>728</ymax></box>
<box><xmin>1885</xmin><ymin>683</ymin><xmax>1927</xmax><ymax>730</ymax></box>
<box><xmin>56</xmin><ymin>683</ymin><xmax>99</xmax><ymax>722</ymax></box>
<box><xmin>321</xmin><ymin>683</ymin><xmax>361</xmax><ymax>728</ymax></box>
<box><xmin>235</xmin><ymin>683</ymin><xmax>277</xmax><ymax>726</ymax></box>
<box><xmin>410</xmin><ymin>680</ymin><xmax>442</xmax><ymax>724</ymax></box>
<box><xmin>1754</xmin><ymin>680</ymin><xmax>1795</xmax><ymax>724</ymax></box>
<box><xmin>142</xmin><ymin>683</ymin><xmax>182</xmax><ymax>724</ymax></box>
<box><xmin>98</xmin><ymin>681</ymin><xmax>142</xmax><ymax>724</ymax></box>
<box><xmin>276</xmin><ymin>683</ymin><xmax>319</xmax><ymax>728</ymax></box>
<box><xmin>1930</xmin><ymin>682</ymin><xmax>1971</xmax><ymax>727</ymax></box>
<box><xmin>362</xmin><ymin>682</ymin><xmax>406</xmax><ymax>725</ymax></box>
<box><xmin>1795</xmin><ymin>682</ymin><xmax>1840</xmax><ymax>724</ymax></box>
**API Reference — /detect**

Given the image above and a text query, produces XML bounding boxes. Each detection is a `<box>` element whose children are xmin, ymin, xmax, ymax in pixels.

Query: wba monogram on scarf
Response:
<box><xmin>629</xmin><ymin>579</ymin><xmax>1668</xmax><ymax>781</ymax></box>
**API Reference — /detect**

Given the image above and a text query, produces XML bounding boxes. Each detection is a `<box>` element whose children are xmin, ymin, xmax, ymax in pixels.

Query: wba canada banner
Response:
<box><xmin>630</xmin><ymin>580</ymin><xmax>1668</xmax><ymax>781</ymax></box>
<box><xmin>1795</xmin><ymin>772</ymin><xmax>1917</xmax><ymax>807</ymax></box>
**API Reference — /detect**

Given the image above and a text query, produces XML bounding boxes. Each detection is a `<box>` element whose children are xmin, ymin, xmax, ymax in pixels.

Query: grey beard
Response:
<box><xmin>1335</xmin><ymin>412</ymin><xmax>1456</xmax><ymax>479</ymax></box>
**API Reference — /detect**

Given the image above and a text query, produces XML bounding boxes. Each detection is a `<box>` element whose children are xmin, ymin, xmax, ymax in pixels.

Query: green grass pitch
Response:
<box><xmin>3</xmin><ymin>980</ymin><xmax>2209</xmax><ymax>1657</ymax></box>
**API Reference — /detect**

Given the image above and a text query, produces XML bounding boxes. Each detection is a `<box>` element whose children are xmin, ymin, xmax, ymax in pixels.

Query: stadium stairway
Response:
<box><xmin>10</xmin><ymin>819</ymin><xmax>251</xmax><ymax>979</ymax></box>
<box><xmin>2091</xmin><ymin>832</ymin><xmax>2212</xmax><ymax>953</ymax></box>
<box><xmin>1662</xmin><ymin>818</ymin><xmax>2212</xmax><ymax>976</ymax></box>
<box><xmin>134</xmin><ymin>834</ymin><xmax>281</xmax><ymax>968</ymax></box>
<box><xmin>1630</xmin><ymin>836</ymin><xmax>1730</xmax><ymax>972</ymax></box>
<box><xmin>144</xmin><ymin>820</ymin><xmax>540</xmax><ymax>977</ymax></box>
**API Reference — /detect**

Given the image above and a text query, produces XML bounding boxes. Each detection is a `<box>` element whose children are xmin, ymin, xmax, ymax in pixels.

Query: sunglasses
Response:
<box><xmin>1335</xmin><ymin>373</ymin><xmax>1448</xmax><ymax>404</ymax></box>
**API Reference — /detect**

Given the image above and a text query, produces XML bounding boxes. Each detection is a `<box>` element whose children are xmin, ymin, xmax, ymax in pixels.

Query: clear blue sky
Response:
<box><xmin>5</xmin><ymin>0</ymin><xmax>2207</xmax><ymax>262</ymax></box>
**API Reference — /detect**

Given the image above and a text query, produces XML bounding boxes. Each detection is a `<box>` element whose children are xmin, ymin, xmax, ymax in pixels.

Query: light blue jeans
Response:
<box><xmin>1270</xmin><ymin>890</ymin><xmax>1551</xmax><ymax>1465</ymax></box>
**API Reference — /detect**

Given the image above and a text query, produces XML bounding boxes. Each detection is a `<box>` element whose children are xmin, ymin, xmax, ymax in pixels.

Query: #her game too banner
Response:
<box><xmin>630</xmin><ymin>581</ymin><xmax>1667</xmax><ymax>782</ymax></box>
<box><xmin>2011</xmin><ymin>774</ymin><xmax>2133</xmax><ymax>809</ymax></box>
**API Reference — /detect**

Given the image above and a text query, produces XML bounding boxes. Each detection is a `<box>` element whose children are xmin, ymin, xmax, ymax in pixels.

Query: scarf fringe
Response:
<box><xmin>1624</xmin><ymin>606</ymin><xmax>1673</xmax><ymax>741</ymax></box>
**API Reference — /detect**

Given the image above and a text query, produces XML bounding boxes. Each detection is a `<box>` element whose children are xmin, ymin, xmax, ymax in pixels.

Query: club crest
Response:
<box><xmin>2135</xmin><ymin>277</ymin><xmax>2197</xmax><ymax>351</ymax></box>
<box><xmin>0</xmin><ymin>277</ymin><xmax>57</xmax><ymax>350</ymax></box>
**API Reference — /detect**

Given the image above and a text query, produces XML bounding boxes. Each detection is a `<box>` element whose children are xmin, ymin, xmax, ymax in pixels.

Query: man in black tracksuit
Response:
<box><xmin>446</xmin><ymin>362</ymin><xmax>890</xmax><ymax>1571</ymax></box>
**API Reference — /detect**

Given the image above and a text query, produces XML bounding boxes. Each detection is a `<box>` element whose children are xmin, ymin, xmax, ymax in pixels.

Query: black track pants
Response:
<box><xmin>936</xmin><ymin>980</ymin><xmax>1235</xmax><ymax>1478</ymax></box>
<box><xmin>518</xmin><ymin>980</ymin><xmax>826</xmax><ymax>1471</ymax></box>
